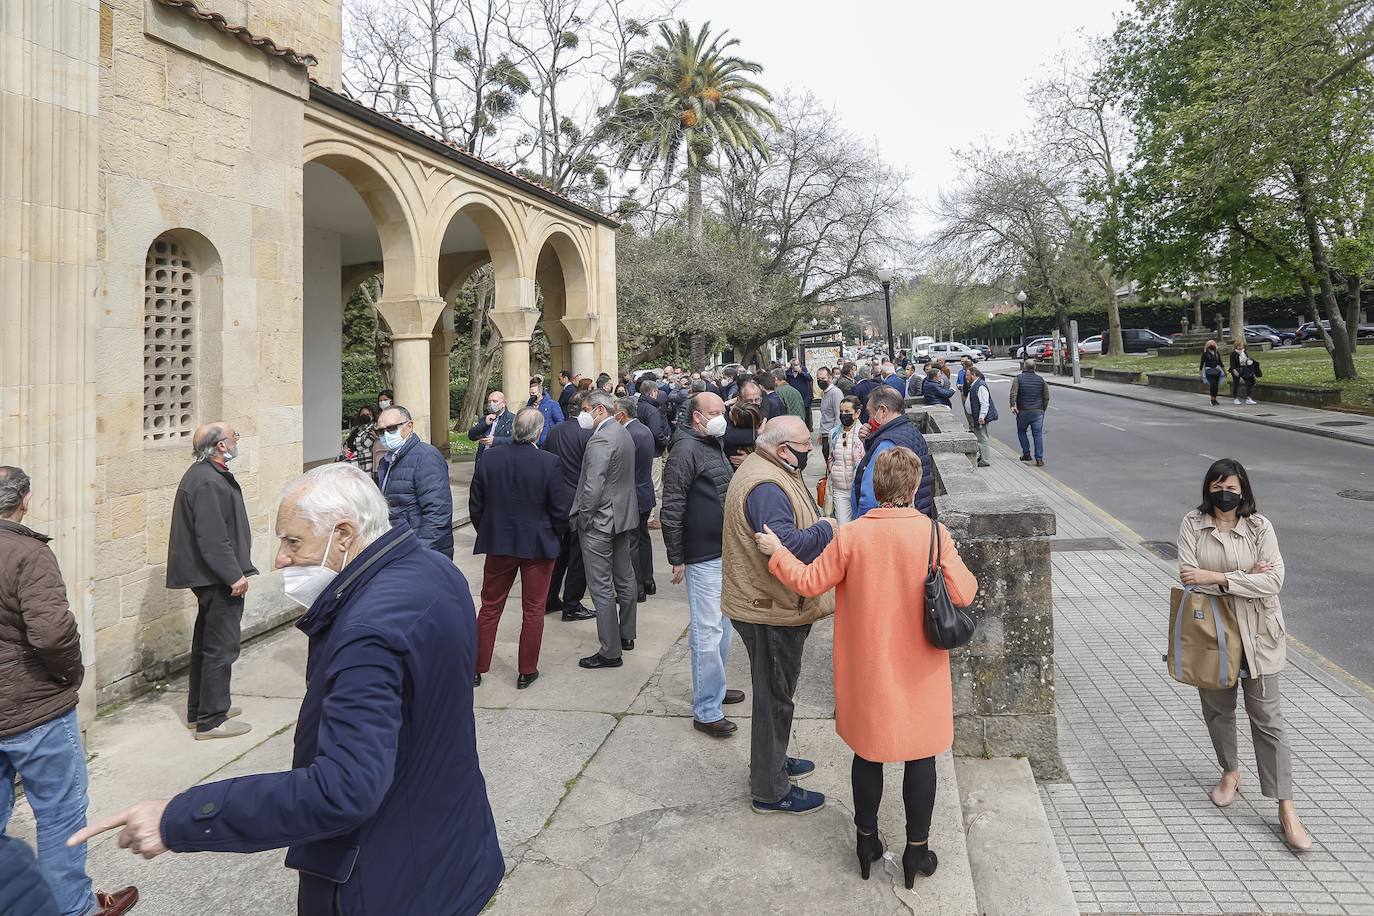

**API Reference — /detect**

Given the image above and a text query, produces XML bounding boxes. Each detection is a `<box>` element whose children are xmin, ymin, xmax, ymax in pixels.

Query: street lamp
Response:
<box><xmin>988</xmin><ymin>310</ymin><xmax>995</xmax><ymax>349</ymax></box>
<box><xmin>876</xmin><ymin>267</ymin><xmax>895</xmax><ymax>360</ymax></box>
<box><xmin>1017</xmin><ymin>290</ymin><xmax>1027</xmax><ymax>359</ymax></box>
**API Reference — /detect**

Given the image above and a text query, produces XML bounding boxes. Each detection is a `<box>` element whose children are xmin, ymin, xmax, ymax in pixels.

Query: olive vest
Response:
<box><xmin>721</xmin><ymin>451</ymin><xmax>835</xmax><ymax>626</ymax></box>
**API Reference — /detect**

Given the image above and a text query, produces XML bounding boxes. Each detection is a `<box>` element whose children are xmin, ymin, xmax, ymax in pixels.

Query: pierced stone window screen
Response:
<box><xmin>143</xmin><ymin>237</ymin><xmax>196</xmax><ymax>442</ymax></box>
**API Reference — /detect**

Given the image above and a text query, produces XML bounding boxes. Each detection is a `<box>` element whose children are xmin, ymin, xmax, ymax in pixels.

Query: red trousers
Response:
<box><xmin>476</xmin><ymin>555</ymin><xmax>555</xmax><ymax>675</ymax></box>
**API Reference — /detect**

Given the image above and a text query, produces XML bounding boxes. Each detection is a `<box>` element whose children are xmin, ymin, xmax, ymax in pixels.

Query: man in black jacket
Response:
<box><xmin>635</xmin><ymin>379</ymin><xmax>671</xmax><ymax>528</ymax></box>
<box><xmin>556</xmin><ymin>370</ymin><xmax>577</xmax><ymax>417</ymax></box>
<box><xmin>659</xmin><ymin>393</ymin><xmax>745</xmax><ymax>738</ymax></box>
<box><xmin>616</xmin><ymin>398</ymin><xmax>657</xmax><ymax>602</ymax></box>
<box><xmin>542</xmin><ymin>393</ymin><xmax>595</xmax><ymax>620</ymax></box>
<box><xmin>166</xmin><ymin>423</ymin><xmax>257</xmax><ymax>740</ymax></box>
<box><xmin>785</xmin><ymin>360</ymin><xmax>815</xmax><ymax>430</ymax></box>
<box><xmin>757</xmin><ymin>371</ymin><xmax>787</xmax><ymax>420</ymax></box>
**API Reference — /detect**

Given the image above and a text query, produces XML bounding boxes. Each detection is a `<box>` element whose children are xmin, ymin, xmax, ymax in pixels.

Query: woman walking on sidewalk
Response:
<box><xmin>1228</xmin><ymin>339</ymin><xmax>1260</xmax><ymax>405</ymax></box>
<box><xmin>755</xmin><ymin>448</ymin><xmax>978</xmax><ymax>887</ymax></box>
<box><xmin>1198</xmin><ymin>340</ymin><xmax>1224</xmax><ymax>406</ymax></box>
<box><xmin>1176</xmin><ymin>458</ymin><xmax>1312</xmax><ymax>851</ymax></box>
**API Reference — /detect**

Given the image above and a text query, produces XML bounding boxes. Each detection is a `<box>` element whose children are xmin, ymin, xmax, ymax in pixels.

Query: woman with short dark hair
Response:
<box><xmin>1176</xmin><ymin>458</ymin><xmax>1310</xmax><ymax>850</ymax></box>
<box><xmin>755</xmin><ymin>447</ymin><xmax>978</xmax><ymax>886</ymax></box>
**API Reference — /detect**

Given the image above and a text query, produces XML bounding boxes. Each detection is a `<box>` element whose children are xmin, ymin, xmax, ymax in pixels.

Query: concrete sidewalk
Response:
<box><xmin>1025</xmin><ymin>369</ymin><xmax>1374</xmax><ymax>448</ymax></box>
<box><xmin>980</xmin><ymin>438</ymin><xmax>1374</xmax><ymax>915</ymax></box>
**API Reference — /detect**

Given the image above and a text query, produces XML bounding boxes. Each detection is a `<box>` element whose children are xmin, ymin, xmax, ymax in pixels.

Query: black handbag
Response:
<box><xmin>924</xmin><ymin>516</ymin><xmax>976</xmax><ymax>650</ymax></box>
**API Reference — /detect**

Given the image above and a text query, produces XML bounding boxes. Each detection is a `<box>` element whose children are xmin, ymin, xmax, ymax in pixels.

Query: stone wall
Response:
<box><xmin>92</xmin><ymin>0</ymin><xmax>309</xmax><ymax>702</ymax></box>
<box><xmin>912</xmin><ymin>404</ymin><xmax>1064</xmax><ymax>779</ymax></box>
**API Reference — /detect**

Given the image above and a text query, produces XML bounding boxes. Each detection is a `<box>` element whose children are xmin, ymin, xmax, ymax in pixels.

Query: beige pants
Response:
<box><xmin>650</xmin><ymin>453</ymin><xmax>665</xmax><ymax>519</ymax></box>
<box><xmin>1197</xmin><ymin>673</ymin><xmax>1292</xmax><ymax>799</ymax></box>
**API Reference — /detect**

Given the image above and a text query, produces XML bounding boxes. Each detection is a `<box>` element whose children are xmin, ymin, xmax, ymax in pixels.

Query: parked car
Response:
<box><xmin>1295</xmin><ymin>320</ymin><xmax>1374</xmax><ymax>342</ymax></box>
<box><xmin>969</xmin><ymin>344</ymin><xmax>993</xmax><ymax>360</ymax></box>
<box><xmin>1013</xmin><ymin>337</ymin><xmax>1053</xmax><ymax>359</ymax></box>
<box><xmin>1064</xmin><ymin>334</ymin><xmax>1102</xmax><ymax>357</ymax></box>
<box><xmin>1246</xmin><ymin>324</ymin><xmax>1297</xmax><ymax>346</ymax></box>
<box><xmin>1120</xmin><ymin>328</ymin><xmax>1173</xmax><ymax>353</ymax></box>
<box><xmin>923</xmin><ymin>341</ymin><xmax>984</xmax><ymax>363</ymax></box>
<box><xmin>1221</xmin><ymin>326</ymin><xmax>1281</xmax><ymax>347</ymax></box>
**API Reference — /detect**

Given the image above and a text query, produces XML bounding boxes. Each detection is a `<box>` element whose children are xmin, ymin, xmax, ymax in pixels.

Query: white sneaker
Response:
<box><xmin>194</xmin><ymin>719</ymin><xmax>252</xmax><ymax>740</ymax></box>
<box><xmin>1233</xmin><ymin>399</ymin><xmax>1242</xmax><ymax>405</ymax></box>
<box><xmin>1245</xmin><ymin>398</ymin><xmax>1257</xmax><ymax>405</ymax></box>
<box><xmin>185</xmin><ymin>705</ymin><xmax>242</xmax><ymax>729</ymax></box>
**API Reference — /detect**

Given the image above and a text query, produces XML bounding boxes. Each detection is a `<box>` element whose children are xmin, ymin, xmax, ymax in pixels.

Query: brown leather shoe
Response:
<box><xmin>693</xmin><ymin>718</ymin><xmax>737</xmax><ymax>738</ymax></box>
<box><xmin>723</xmin><ymin>689</ymin><xmax>746</xmax><ymax>705</ymax></box>
<box><xmin>648</xmin><ymin>517</ymin><xmax>661</xmax><ymax>530</ymax></box>
<box><xmin>95</xmin><ymin>887</ymin><xmax>139</xmax><ymax>915</ymax></box>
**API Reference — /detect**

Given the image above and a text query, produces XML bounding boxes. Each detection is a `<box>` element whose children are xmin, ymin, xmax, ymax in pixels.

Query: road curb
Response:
<box><xmin>996</xmin><ymin>369</ymin><xmax>1374</xmax><ymax>449</ymax></box>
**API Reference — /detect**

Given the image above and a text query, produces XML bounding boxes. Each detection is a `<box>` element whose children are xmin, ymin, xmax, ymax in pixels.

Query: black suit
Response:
<box><xmin>541</xmin><ymin>418</ymin><xmax>592</xmax><ymax>613</ymax></box>
<box><xmin>624</xmin><ymin>419</ymin><xmax>657</xmax><ymax>592</ymax></box>
<box><xmin>557</xmin><ymin>382</ymin><xmax>577</xmax><ymax>416</ymax></box>
<box><xmin>468</xmin><ymin>442</ymin><xmax>569</xmax><ymax>559</ymax></box>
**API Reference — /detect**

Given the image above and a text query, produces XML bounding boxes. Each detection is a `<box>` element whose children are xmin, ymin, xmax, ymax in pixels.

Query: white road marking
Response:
<box><xmin>1198</xmin><ymin>452</ymin><xmax>1218</xmax><ymax>460</ymax></box>
<box><xmin>1101</xmin><ymin>423</ymin><xmax>1127</xmax><ymax>432</ymax></box>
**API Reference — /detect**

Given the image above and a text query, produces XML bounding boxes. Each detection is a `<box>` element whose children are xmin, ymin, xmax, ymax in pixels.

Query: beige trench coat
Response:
<box><xmin>1176</xmin><ymin>510</ymin><xmax>1286</xmax><ymax>676</ymax></box>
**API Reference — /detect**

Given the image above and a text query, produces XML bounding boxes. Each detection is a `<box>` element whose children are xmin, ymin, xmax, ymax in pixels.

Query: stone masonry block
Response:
<box><xmin>109</xmin><ymin>493</ymin><xmax>146</xmax><ymax>540</ymax></box>
<box><xmin>982</xmin><ymin>714</ymin><xmax>1065</xmax><ymax>781</ymax></box>
<box><xmin>1004</xmin><ymin>612</ymin><xmax>1054</xmax><ymax>657</ymax></box>
<box><xmin>94</xmin><ymin>532</ymin><xmax>147</xmax><ymax>580</ymax></box>
<box><xmin>955</xmin><ymin>540</ymin><xmax>1053</xmax><ymax>618</ymax></box>
<box><xmin>940</xmin><ymin>494</ymin><xmax>1057</xmax><ymax>539</ymax></box>
<box><xmin>92</xmin><ymin>576</ymin><xmax>121</xmax><ymax>631</ymax></box>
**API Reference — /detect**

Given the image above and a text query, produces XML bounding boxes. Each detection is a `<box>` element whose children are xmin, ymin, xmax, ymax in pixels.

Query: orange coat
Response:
<box><xmin>768</xmin><ymin>508</ymin><xmax>978</xmax><ymax>762</ymax></box>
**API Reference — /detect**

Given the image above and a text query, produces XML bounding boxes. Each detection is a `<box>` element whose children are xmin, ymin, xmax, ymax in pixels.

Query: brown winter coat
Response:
<box><xmin>0</xmin><ymin>520</ymin><xmax>83</xmax><ymax>737</ymax></box>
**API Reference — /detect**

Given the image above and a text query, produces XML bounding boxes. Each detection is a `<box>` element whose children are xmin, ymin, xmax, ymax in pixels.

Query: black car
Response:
<box><xmin>1295</xmin><ymin>320</ymin><xmax>1374</xmax><ymax>343</ymax></box>
<box><xmin>1246</xmin><ymin>324</ymin><xmax>1297</xmax><ymax>346</ymax></box>
<box><xmin>1120</xmin><ymin>328</ymin><xmax>1173</xmax><ymax>353</ymax></box>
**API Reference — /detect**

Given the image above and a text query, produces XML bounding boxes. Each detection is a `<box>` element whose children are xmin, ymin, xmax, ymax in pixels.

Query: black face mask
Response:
<box><xmin>1210</xmin><ymin>490</ymin><xmax>1243</xmax><ymax>512</ymax></box>
<box><xmin>818</xmin><ymin>379</ymin><xmax>830</xmax><ymax>390</ymax></box>
<box><xmin>782</xmin><ymin>446</ymin><xmax>809</xmax><ymax>473</ymax></box>
<box><xmin>840</xmin><ymin>414</ymin><xmax>855</xmax><ymax>428</ymax></box>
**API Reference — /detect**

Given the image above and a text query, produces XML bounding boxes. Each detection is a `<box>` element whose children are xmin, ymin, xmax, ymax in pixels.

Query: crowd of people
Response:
<box><xmin>1</xmin><ymin>346</ymin><xmax>1314</xmax><ymax>916</ymax></box>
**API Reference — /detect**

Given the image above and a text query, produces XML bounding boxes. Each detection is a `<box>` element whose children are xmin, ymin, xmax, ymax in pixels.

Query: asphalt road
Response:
<box><xmin>977</xmin><ymin>360</ymin><xmax>1374</xmax><ymax>686</ymax></box>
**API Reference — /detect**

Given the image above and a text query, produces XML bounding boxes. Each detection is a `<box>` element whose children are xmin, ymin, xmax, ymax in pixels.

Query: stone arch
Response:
<box><xmin>532</xmin><ymin>223</ymin><xmax>594</xmax><ymax>379</ymax></box>
<box><xmin>432</xmin><ymin>190</ymin><xmax>525</xmax><ymax>287</ymax></box>
<box><xmin>141</xmin><ymin>229</ymin><xmax>224</xmax><ymax>443</ymax></box>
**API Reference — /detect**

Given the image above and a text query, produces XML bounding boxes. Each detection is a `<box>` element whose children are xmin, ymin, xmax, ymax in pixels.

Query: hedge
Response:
<box><xmin>341</xmin><ymin>384</ymin><xmax>469</xmax><ymax>429</ymax></box>
<box><xmin>964</xmin><ymin>289</ymin><xmax>1356</xmax><ymax>340</ymax></box>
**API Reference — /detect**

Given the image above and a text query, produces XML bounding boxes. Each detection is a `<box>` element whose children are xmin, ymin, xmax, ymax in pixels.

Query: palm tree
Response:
<box><xmin>606</xmin><ymin>21</ymin><xmax>778</xmax><ymax>368</ymax></box>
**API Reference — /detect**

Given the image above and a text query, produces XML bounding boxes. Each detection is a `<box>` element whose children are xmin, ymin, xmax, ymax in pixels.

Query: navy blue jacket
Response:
<box><xmin>469</xmin><ymin>441</ymin><xmax>569</xmax><ymax>559</ymax></box>
<box><xmin>467</xmin><ymin>408</ymin><xmax>514</xmax><ymax>461</ymax></box>
<box><xmin>851</xmin><ymin>378</ymin><xmax>881</xmax><ymax>423</ymax></box>
<box><xmin>376</xmin><ymin>435</ymin><xmax>454</xmax><ymax>558</ymax></box>
<box><xmin>785</xmin><ymin>368</ymin><xmax>814</xmax><ymax>409</ymax></box>
<box><xmin>160</xmin><ymin>525</ymin><xmax>503</xmax><ymax>916</ymax></box>
<box><xmin>921</xmin><ymin>376</ymin><xmax>956</xmax><ymax>407</ymax></box>
<box><xmin>624</xmin><ymin>418</ymin><xmax>657</xmax><ymax>514</ymax></box>
<box><xmin>763</xmin><ymin>391</ymin><xmax>787</xmax><ymax>419</ymax></box>
<box><xmin>543</xmin><ymin>418</ymin><xmax>592</xmax><ymax>499</ymax></box>
<box><xmin>526</xmin><ymin>392</ymin><xmax>565</xmax><ymax>445</ymax></box>
<box><xmin>852</xmin><ymin>414</ymin><xmax>934</xmax><ymax>518</ymax></box>
<box><xmin>635</xmin><ymin>395</ymin><xmax>671</xmax><ymax>455</ymax></box>
<box><xmin>0</xmin><ymin>836</ymin><xmax>57</xmax><ymax>916</ymax></box>
<box><xmin>968</xmin><ymin>378</ymin><xmax>999</xmax><ymax>424</ymax></box>
<box><xmin>745</xmin><ymin>484</ymin><xmax>832</xmax><ymax>563</ymax></box>
<box><xmin>557</xmin><ymin>382</ymin><xmax>577</xmax><ymax>416</ymax></box>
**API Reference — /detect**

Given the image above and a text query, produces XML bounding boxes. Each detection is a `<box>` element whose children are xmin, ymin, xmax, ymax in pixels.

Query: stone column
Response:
<box><xmin>375</xmin><ymin>294</ymin><xmax>446</xmax><ymax>439</ymax></box>
<box><xmin>562</xmin><ymin>314</ymin><xmax>600</xmax><ymax>378</ymax></box>
<box><xmin>1</xmin><ymin>0</ymin><xmax>101</xmax><ymax>724</ymax></box>
<box><xmin>429</xmin><ymin>326</ymin><xmax>456</xmax><ymax>455</ymax></box>
<box><xmin>490</xmin><ymin>276</ymin><xmax>539</xmax><ymax>396</ymax></box>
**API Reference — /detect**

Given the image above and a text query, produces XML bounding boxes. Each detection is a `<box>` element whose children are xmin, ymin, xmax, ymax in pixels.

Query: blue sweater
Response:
<box><xmin>744</xmin><ymin>483</ymin><xmax>833</xmax><ymax>563</ymax></box>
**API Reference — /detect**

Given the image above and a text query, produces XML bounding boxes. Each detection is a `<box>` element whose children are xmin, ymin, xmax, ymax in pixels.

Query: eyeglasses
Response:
<box><xmin>378</xmin><ymin>422</ymin><xmax>407</xmax><ymax>435</ymax></box>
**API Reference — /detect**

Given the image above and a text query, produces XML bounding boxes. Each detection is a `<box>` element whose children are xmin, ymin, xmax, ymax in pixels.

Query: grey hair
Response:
<box><xmin>193</xmin><ymin>423</ymin><xmax>228</xmax><ymax>461</ymax></box>
<box><xmin>638</xmin><ymin>379</ymin><xmax>657</xmax><ymax>397</ymax></box>
<box><xmin>857</xmin><ymin>364</ymin><xmax>873</xmax><ymax>380</ymax></box>
<box><xmin>966</xmin><ymin>364</ymin><xmax>984</xmax><ymax>378</ymax></box>
<box><xmin>280</xmin><ymin>463</ymin><xmax>392</xmax><ymax>547</ymax></box>
<box><xmin>614</xmin><ymin>396</ymin><xmax>637</xmax><ymax>419</ymax></box>
<box><xmin>584</xmin><ymin>390</ymin><xmax>614</xmax><ymax>414</ymax></box>
<box><xmin>756</xmin><ymin>417</ymin><xmax>806</xmax><ymax>448</ymax></box>
<box><xmin>881</xmin><ymin>362</ymin><xmax>895</xmax><ymax>375</ymax></box>
<box><xmin>384</xmin><ymin>404</ymin><xmax>413</xmax><ymax>422</ymax></box>
<box><xmin>512</xmin><ymin>406</ymin><xmax>545</xmax><ymax>444</ymax></box>
<box><xmin>691</xmin><ymin>379</ymin><xmax>707</xmax><ymax>393</ymax></box>
<box><xmin>0</xmin><ymin>466</ymin><xmax>32</xmax><ymax>515</ymax></box>
<box><xmin>1022</xmin><ymin>359</ymin><xmax>1037</xmax><ymax>372</ymax></box>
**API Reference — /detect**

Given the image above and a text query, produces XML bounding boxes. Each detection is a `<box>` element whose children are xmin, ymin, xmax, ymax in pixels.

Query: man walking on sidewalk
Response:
<box><xmin>166</xmin><ymin>423</ymin><xmax>257</xmax><ymax>740</ymax></box>
<box><xmin>573</xmin><ymin>391</ymin><xmax>639</xmax><ymax>669</ymax></box>
<box><xmin>0</xmin><ymin>467</ymin><xmax>139</xmax><ymax>916</ymax></box>
<box><xmin>660</xmin><ymin>393</ymin><xmax>746</xmax><ymax>739</ymax></box>
<box><xmin>966</xmin><ymin>365</ymin><xmax>998</xmax><ymax>467</ymax></box>
<box><xmin>1010</xmin><ymin>359</ymin><xmax>1049</xmax><ymax>467</ymax></box>
<box><xmin>722</xmin><ymin>417</ymin><xmax>835</xmax><ymax>814</ymax></box>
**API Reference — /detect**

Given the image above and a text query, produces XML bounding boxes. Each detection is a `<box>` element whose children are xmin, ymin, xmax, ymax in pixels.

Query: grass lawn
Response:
<box><xmin>1084</xmin><ymin>346</ymin><xmax>1374</xmax><ymax>412</ymax></box>
<box><xmin>449</xmin><ymin>432</ymin><xmax>479</xmax><ymax>456</ymax></box>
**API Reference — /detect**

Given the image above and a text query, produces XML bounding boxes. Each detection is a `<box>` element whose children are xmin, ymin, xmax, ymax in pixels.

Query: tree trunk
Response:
<box><xmin>625</xmin><ymin>335</ymin><xmax>675</xmax><ymax>370</ymax></box>
<box><xmin>688</xmin><ymin>165</ymin><xmax>706</xmax><ymax>371</ymax></box>
<box><xmin>1346</xmin><ymin>275</ymin><xmax>1362</xmax><ymax>360</ymax></box>
<box><xmin>459</xmin><ymin>278</ymin><xmax>501</xmax><ymax>429</ymax></box>
<box><xmin>1293</xmin><ymin>165</ymin><xmax>1358</xmax><ymax>378</ymax></box>
<box><xmin>1193</xmin><ymin>295</ymin><xmax>1203</xmax><ymax>332</ymax></box>
<box><xmin>1228</xmin><ymin>287</ymin><xmax>1245</xmax><ymax>346</ymax></box>
<box><xmin>1105</xmin><ymin>272</ymin><xmax>1124</xmax><ymax>357</ymax></box>
<box><xmin>359</xmin><ymin>277</ymin><xmax>394</xmax><ymax>390</ymax></box>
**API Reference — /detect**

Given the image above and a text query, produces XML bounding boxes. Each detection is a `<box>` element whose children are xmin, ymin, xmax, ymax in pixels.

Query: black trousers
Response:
<box><xmin>634</xmin><ymin>511</ymin><xmax>655</xmax><ymax>590</ymax></box>
<box><xmin>1231</xmin><ymin>373</ymin><xmax>1254</xmax><ymax>400</ymax></box>
<box><xmin>733</xmin><ymin>620</ymin><xmax>811</xmax><ymax>802</ymax></box>
<box><xmin>546</xmin><ymin>528</ymin><xmax>587</xmax><ymax>613</ymax></box>
<box><xmin>851</xmin><ymin>754</ymin><xmax>937</xmax><ymax>844</ymax></box>
<box><xmin>187</xmin><ymin>584</ymin><xmax>244</xmax><ymax>731</ymax></box>
<box><xmin>1206</xmin><ymin>369</ymin><xmax>1222</xmax><ymax>399</ymax></box>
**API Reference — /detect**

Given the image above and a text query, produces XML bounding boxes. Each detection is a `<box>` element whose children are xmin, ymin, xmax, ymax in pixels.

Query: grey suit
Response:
<box><xmin>574</xmin><ymin>418</ymin><xmax>639</xmax><ymax>658</ymax></box>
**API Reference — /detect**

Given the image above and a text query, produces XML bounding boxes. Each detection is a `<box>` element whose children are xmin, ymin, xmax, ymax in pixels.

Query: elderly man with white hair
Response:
<box><xmin>70</xmin><ymin>464</ymin><xmax>504</xmax><ymax>916</ymax></box>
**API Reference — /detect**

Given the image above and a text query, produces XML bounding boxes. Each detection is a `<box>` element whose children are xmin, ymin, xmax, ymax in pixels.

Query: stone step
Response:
<box><xmin>956</xmin><ymin>757</ymin><xmax>1076</xmax><ymax>916</ymax></box>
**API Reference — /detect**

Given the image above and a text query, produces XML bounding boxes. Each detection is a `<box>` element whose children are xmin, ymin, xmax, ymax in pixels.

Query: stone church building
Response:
<box><xmin>2</xmin><ymin>0</ymin><xmax>620</xmax><ymax>713</ymax></box>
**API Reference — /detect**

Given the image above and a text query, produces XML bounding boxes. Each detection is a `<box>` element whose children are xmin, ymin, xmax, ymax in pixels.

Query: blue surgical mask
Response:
<box><xmin>381</xmin><ymin>430</ymin><xmax>405</xmax><ymax>450</ymax></box>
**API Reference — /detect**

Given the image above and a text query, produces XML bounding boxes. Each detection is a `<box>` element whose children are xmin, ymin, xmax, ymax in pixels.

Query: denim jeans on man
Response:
<box><xmin>1016</xmin><ymin>409</ymin><xmax>1045</xmax><ymax>462</ymax></box>
<box><xmin>684</xmin><ymin>559</ymin><xmax>731</xmax><ymax>723</ymax></box>
<box><xmin>0</xmin><ymin>709</ymin><xmax>97</xmax><ymax>916</ymax></box>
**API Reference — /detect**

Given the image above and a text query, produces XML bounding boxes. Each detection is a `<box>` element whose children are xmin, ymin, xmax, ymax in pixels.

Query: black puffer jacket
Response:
<box><xmin>0</xmin><ymin>520</ymin><xmax>82</xmax><ymax>738</ymax></box>
<box><xmin>660</xmin><ymin>428</ymin><xmax>733</xmax><ymax>566</ymax></box>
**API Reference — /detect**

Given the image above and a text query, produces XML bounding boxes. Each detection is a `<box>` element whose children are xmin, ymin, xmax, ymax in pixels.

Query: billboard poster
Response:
<box><xmin>801</xmin><ymin>342</ymin><xmax>843</xmax><ymax>370</ymax></box>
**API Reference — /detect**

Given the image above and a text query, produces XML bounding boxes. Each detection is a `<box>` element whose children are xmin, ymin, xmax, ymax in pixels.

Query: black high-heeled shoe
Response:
<box><xmin>902</xmin><ymin>842</ymin><xmax>938</xmax><ymax>888</ymax></box>
<box><xmin>856</xmin><ymin>829</ymin><xmax>884</xmax><ymax>880</ymax></box>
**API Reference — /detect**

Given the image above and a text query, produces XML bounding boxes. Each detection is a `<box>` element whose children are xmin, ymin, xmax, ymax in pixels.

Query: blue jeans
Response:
<box><xmin>685</xmin><ymin>559</ymin><xmax>732</xmax><ymax>723</ymax></box>
<box><xmin>1016</xmin><ymin>409</ymin><xmax>1045</xmax><ymax>461</ymax></box>
<box><xmin>0</xmin><ymin>709</ymin><xmax>97</xmax><ymax>916</ymax></box>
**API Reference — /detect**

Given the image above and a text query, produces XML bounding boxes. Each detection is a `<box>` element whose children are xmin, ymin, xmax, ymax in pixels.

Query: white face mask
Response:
<box><xmin>378</xmin><ymin>399</ymin><xmax>391</xmax><ymax>410</ymax></box>
<box><xmin>577</xmin><ymin>411</ymin><xmax>595</xmax><ymax>429</ymax></box>
<box><xmin>282</xmin><ymin>528</ymin><xmax>347</xmax><ymax>610</ymax></box>
<box><xmin>705</xmin><ymin>414</ymin><xmax>728</xmax><ymax>438</ymax></box>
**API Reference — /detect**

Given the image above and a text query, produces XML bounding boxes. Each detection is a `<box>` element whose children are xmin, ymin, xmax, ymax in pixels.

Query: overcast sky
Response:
<box><xmin>674</xmin><ymin>0</ymin><xmax>1131</xmax><ymax>235</ymax></box>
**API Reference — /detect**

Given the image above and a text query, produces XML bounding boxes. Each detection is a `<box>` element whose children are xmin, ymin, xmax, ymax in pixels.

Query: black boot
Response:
<box><xmin>902</xmin><ymin>842</ymin><xmax>938</xmax><ymax>888</ymax></box>
<box><xmin>856</xmin><ymin>829</ymin><xmax>884</xmax><ymax>880</ymax></box>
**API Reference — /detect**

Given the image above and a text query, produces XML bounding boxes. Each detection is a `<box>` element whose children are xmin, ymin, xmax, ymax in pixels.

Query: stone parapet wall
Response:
<box><xmin>907</xmin><ymin>406</ymin><xmax>1065</xmax><ymax>779</ymax></box>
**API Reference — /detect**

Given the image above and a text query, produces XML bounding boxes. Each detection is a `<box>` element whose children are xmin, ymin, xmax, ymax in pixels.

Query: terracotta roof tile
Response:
<box><xmin>155</xmin><ymin>0</ymin><xmax>318</xmax><ymax>68</ymax></box>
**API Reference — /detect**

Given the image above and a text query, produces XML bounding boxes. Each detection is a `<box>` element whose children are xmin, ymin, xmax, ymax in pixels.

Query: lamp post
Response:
<box><xmin>988</xmin><ymin>310</ymin><xmax>995</xmax><ymax>351</ymax></box>
<box><xmin>876</xmin><ymin>267</ymin><xmax>896</xmax><ymax>360</ymax></box>
<box><xmin>1017</xmin><ymin>290</ymin><xmax>1027</xmax><ymax>359</ymax></box>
